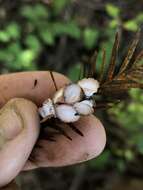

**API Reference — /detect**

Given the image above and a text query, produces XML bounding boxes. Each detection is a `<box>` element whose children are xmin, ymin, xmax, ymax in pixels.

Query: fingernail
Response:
<box><xmin>0</xmin><ymin>104</ymin><xmax>23</xmax><ymax>143</ymax></box>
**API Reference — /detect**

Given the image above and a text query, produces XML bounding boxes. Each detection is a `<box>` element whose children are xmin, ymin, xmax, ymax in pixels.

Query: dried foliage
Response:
<box><xmin>83</xmin><ymin>31</ymin><xmax>143</xmax><ymax>99</ymax></box>
<box><xmin>31</xmin><ymin>32</ymin><xmax>143</xmax><ymax>156</ymax></box>
<box><xmin>100</xmin><ymin>31</ymin><xmax>143</xmax><ymax>94</ymax></box>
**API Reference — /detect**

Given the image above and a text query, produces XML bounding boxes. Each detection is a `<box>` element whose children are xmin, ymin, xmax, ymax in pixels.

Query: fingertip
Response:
<box><xmin>66</xmin><ymin>115</ymin><xmax>106</xmax><ymax>163</ymax></box>
<box><xmin>75</xmin><ymin>115</ymin><xmax>106</xmax><ymax>161</ymax></box>
<box><xmin>30</xmin><ymin>115</ymin><xmax>106</xmax><ymax>168</ymax></box>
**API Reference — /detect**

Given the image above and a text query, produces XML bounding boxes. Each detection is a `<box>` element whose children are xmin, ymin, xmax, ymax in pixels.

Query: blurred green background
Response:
<box><xmin>0</xmin><ymin>0</ymin><xmax>143</xmax><ymax>189</ymax></box>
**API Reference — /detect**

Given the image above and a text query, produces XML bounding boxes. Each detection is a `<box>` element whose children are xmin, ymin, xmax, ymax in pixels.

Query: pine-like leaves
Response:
<box><xmin>106</xmin><ymin>32</ymin><xmax>120</xmax><ymax>81</ymax></box>
<box><xmin>97</xmin><ymin>31</ymin><xmax>143</xmax><ymax>96</ymax></box>
<box><xmin>38</xmin><ymin>31</ymin><xmax>143</xmax><ymax>145</ymax></box>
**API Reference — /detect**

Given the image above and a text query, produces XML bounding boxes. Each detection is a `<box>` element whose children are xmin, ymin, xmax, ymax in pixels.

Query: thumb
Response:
<box><xmin>0</xmin><ymin>98</ymin><xmax>40</xmax><ymax>187</ymax></box>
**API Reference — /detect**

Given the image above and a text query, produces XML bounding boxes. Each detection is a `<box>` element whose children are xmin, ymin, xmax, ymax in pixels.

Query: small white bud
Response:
<box><xmin>53</xmin><ymin>87</ymin><xmax>64</xmax><ymax>104</ymax></box>
<box><xmin>74</xmin><ymin>100</ymin><xmax>94</xmax><ymax>115</ymax></box>
<box><xmin>55</xmin><ymin>104</ymin><xmax>80</xmax><ymax>123</ymax></box>
<box><xmin>81</xmin><ymin>100</ymin><xmax>94</xmax><ymax>107</ymax></box>
<box><xmin>78</xmin><ymin>78</ymin><xmax>99</xmax><ymax>97</ymax></box>
<box><xmin>64</xmin><ymin>83</ymin><xmax>83</xmax><ymax>104</ymax></box>
<box><xmin>39</xmin><ymin>99</ymin><xmax>56</xmax><ymax>118</ymax></box>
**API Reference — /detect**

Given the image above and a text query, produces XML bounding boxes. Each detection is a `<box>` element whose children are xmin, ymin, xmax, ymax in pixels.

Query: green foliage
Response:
<box><xmin>68</xmin><ymin>63</ymin><xmax>81</xmax><ymax>81</ymax></box>
<box><xmin>0</xmin><ymin>31</ymin><xmax>10</xmax><ymax>42</ymax></box>
<box><xmin>39</xmin><ymin>29</ymin><xmax>55</xmax><ymax>45</ymax></box>
<box><xmin>0</xmin><ymin>22</ymin><xmax>20</xmax><ymax>42</ymax></box>
<box><xmin>110</xmin><ymin>89</ymin><xmax>143</xmax><ymax>129</ymax></box>
<box><xmin>109</xmin><ymin>89</ymin><xmax>143</xmax><ymax>154</ymax></box>
<box><xmin>21</xmin><ymin>4</ymin><xmax>49</xmax><ymax>21</ymax></box>
<box><xmin>123</xmin><ymin>13</ymin><xmax>143</xmax><ymax>31</ymax></box>
<box><xmin>52</xmin><ymin>0</ymin><xmax>70</xmax><ymax>14</ymax></box>
<box><xmin>96</xmin><ymin>29</ymin><xmax>117</xmax><ymax>72</ymax></box>
<box><xmin>83</xmin><ymin>28</ymin><xmax>98</xmax><ymax>49</ymax></box>
<box><xmin>123</xmin><ymin>20</ymin><xmax>138</xmax><ymax>31</ymax></box>
<box><xmin>136</xmin><ymin>13</ymin><xmax>143</xmax><ymax>23</ymax></box>
<box><xmin>52</xmin><ymin>21</ymin><xmax>81</xmax><ymax>39</ymax></box>
<box><xmin>106</xmin><ymin>4</ymin><xmax>120</xmax><ymax>18</ymax></box>
<box><xmin>106</xmin><ymin>3</ymin><xmax>143</xmax><ymax>31</ymax></box>
<box><xmin>0</xmin><ymin>2</ymin><xmax>142</xmax><ymax>71</ymax></box>
<box><xmin>20</xmin><ymin>3</ymin><xmax>94</xmax><ymax>49</ymax></box>
<box><xmin>88</xmin><ymin>150</ymin><xmax>110</xmax><ymax>170</ymax></box>
<box><xmin>109</xmin><ymin>19</ymin><xmax>118</xmax><ymax>28</ymax></box>
<box><xmin>0</xmin><ymin>42</ymin><xmax>36</xmax><ymax>70</ymax></box>
<box><xmin>0</xmin><ymin>2</ymin><xmax>100</xmax><ymax>71</ymax></box>
<box><xmin>25</xmin><ymin>35</ymin><xmax>41</xmax><ymax>52</ymax></box>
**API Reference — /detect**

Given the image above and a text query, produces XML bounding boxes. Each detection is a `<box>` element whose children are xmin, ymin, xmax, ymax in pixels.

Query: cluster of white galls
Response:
<box><xmin>39</xmin><ymin>78</ymin><xmax>99</xmax><ymax>123</ymax></box>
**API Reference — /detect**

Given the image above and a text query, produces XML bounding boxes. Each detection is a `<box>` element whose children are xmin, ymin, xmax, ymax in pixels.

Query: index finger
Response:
<box><xmin>0</xmin><ymin>71</ymin><xmax>70</xmax><ymax>107</ymax></box>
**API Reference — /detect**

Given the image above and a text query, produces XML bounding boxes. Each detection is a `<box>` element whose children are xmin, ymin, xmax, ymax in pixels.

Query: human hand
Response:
<box><xmin>0</xmin><ymin>71</ymin><xmax>106</xmax><ymax>188</ymax></box>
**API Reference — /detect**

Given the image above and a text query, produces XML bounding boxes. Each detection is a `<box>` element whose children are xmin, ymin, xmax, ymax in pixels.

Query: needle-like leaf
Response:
<box><xmin>99</xmin><ymin>48</ymin><xmax>106</xmax><ymax>83</ymax></box>
<box><xmin>88</xmin><ymin>50</ymin><xmax>98</xmax><ymax>77</ymax></box>
<box><xmin>118</xmin><ymin>30</ymin><xmax>140</xmax><ymax>75</ymax></box>
<box><xmin>106</xmin><ymin>32</ymin><xmax>120</xmax><ymax>81</ymax></box>
<box><xmin>40</xmin><ymin>31</ymin><xmax>143</xmax><ymax>142</ymax></box>
<box><xmin>99</xmin><ymin>30</ymin><xmax>143</xmax><ymax>100</ymax></box>
<box><xmin>50</xmin><ymin>70</ymin><xmax>58</xmax><ymax>91</ymax></box>
<box><xmin>132</xmin><ymin>50</ymin><xmax>143</xmax><ymax>68</ymax></box>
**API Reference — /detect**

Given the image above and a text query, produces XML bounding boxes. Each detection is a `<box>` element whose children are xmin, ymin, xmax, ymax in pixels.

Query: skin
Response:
<box><xmin>0</xmin><ymin>71</ymin><xmax>106</xmax><ymax>189</ymax></box>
